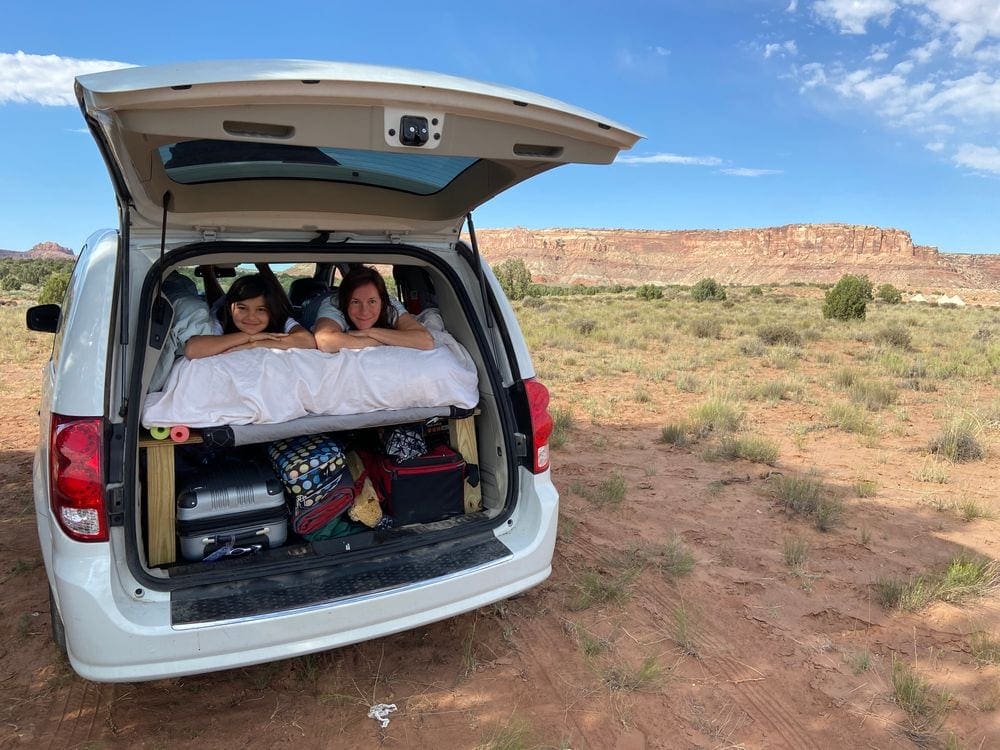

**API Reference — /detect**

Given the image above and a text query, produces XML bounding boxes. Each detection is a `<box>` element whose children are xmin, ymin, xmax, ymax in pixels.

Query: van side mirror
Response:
<box><xmin>26</xmin><ymin>304</ymin><xmax>60</xmax><ymax>333</ymax></box>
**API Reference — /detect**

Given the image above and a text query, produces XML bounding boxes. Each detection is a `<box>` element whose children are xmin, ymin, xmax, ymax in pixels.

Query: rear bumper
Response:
<box><xmin>47</xmin><ymin>471</ymin><xmax>557</xmax><ymax>682</ymax></box>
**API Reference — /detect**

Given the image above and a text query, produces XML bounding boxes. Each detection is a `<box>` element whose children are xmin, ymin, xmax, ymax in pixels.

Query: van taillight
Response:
<box><xmin>49</xmin><ymin>415</ymin><xmax>107</xmax><ymax>542</ymax></box>
<box><xmin>524</xmin><ymin>379</ymin><xmax>554</xmax><ymax>473</ymax></box>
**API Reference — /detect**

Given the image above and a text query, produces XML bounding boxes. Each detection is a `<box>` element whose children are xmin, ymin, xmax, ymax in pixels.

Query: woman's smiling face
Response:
<box><xmin>347</xmin><ymin>282</ymin><xmax>382</xmax><ymax>330</ymax></box>
<box><xmin>230</xmin><ymin>295</ymin><xmax>270</xmax><ymax>334</ymax></box>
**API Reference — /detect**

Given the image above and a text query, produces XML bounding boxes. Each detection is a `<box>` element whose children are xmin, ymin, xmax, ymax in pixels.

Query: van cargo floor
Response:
<box><xmin>171</xmin><ymin>532</ymin><xmax>511</xmax><ymax>625</ymax></box>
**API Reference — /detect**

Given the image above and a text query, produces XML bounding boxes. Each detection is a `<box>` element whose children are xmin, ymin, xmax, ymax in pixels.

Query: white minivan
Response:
<box><xmin>27</xmin><ymin>60</ymin><xmax>639</xmax><ymax>682</ymax></box>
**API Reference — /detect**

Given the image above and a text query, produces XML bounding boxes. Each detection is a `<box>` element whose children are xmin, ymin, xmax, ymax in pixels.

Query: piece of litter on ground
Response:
<box><xmin>368</xmin><ymin>703</ymin><xmax>398</xmax><ymax>728</ymax></box>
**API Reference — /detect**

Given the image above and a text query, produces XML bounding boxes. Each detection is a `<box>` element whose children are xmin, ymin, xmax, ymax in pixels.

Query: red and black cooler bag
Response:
<box><xmin>369</xmin><ymin>444</ymin><xmax>466</xmax><ymax>524</ymax></box>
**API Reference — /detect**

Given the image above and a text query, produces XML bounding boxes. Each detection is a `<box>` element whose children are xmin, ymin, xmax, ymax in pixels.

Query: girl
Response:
<box><xmin>313</xmin><ymin>265</ymin><xmax>433</xmax><ymax>352</ymax></box>
<box><xmin>184</xmin><ymin>274</ymin><xmax>315</xmax><ymax>359</ymax></box>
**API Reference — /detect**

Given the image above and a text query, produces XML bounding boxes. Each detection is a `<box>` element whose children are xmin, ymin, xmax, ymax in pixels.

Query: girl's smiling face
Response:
<box><xmin>230</xmin><ymin>295</ymin><xmax>270</xmax><ymax>335</ymax></box>
<box><xmin>347</xmin><ymin>282</ymin><xmax>383</xmax><ymax>330</ymax></box>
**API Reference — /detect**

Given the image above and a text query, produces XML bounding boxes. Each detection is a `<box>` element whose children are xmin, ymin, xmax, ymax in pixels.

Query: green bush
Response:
<box><xmin>636</xmin><ymin>283</ymin><xmax>663</xmax><ymax>300</ymax></box>
<box><xmin>492</xmin><ymin>258</ymin><xmax>532</xmax><ymax>301</ymax></box>
<box><xmin>691</xmin><ymin>277</ymin><xmax>726</xmax><ymax>302</ymax></box>
<box><xmin>747</xmin><ymin>285</ymin><xmax>763</xmax><ymax>296</ymax></box>
<box><xmin>39</xmin><ymin>271</ymin><xmax>71</xmax><ymax>304</ymax></box>
<box><xmin>822</xmin><ymin>274</ymin><xmax>873</xmax><ymax>321</ymax></box>
<box><xmin>1</xmin><ymin>275</ymin><xmax>21</xmax><ymax>291</ymax></box>
<box><xmin>877</xmin><ymin>283</ymin><xmax>902</xmax><ymax>304</ymax></box>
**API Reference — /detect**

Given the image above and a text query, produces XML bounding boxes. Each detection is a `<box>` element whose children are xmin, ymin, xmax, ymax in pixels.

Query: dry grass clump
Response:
<box><xmin>928</xmin><ymin>422</ymin><xmax>985</xmax><ymax>462</ymax></box>
<box><xmin>890</xmin><ymin>658</ymin><xmax>950</xmax><ymax>738</ymax></box>
<box><xmin>602</xmin><ymin>655</ymin><xmax>663</xmax><ymax>691</ymax></box>
<box><xmin>568</xmin><ymin>318</ymin><xmax>597</xmax><ymax>335</ymax></box>
<box><xmin>873</xmin><ymin>324</ymin><xmax>912</xmax><ymax>349</ymax></box>
<box><xmin>826</xmin><ymin>402</ymin><xmax>879</xmax><ymax>437</ymax></box>
<box><xmin>756</xmin><ymin>323</ymin><xmax>803</xmax><ymax>347</ymax></box>
<box><xmin>659</xmin><ymin>423</ymin><xmax>690</xmax><ymax>446</ymax></box>
<box><xmin>549</xmin><ymin>407</ymin><xmax>574</xmax><ymax>449</ymax></box>
<box><xmin>689</xmin><ymin>397</ymin><xmax>743</xmax><ymax>437</ymax></box>
<box><xmin>873</xmin><ymin>556</ymin><xmax>999</xmax><ymax>611</ymax></box>
<box><xmin>707</xmin><ymin>434</ymin><xmax>780</xmax><ymax>465</ymax></box>
<box><xmin>657</xmin><ymin>534</ymin><xmax>695</xmax><ymax>578</ymax></box>
<box><xmin>769</xmin><ymin>471</ymin><xmax>841</xmax><ymax>531</ymax></box>
<box><xmin>848</xmin><ymin>379</ymin><xmax>898</xmax><ymax>411</ymax></box>
<box><xmin>690</xmin><ymin>317</ymin><xmax>722</xmax><ymax>339</ymax></box>
<box><xmin>970</xmin><ymin>631</ymin><xmax>1000</xmax><ymax>665</ymax></box>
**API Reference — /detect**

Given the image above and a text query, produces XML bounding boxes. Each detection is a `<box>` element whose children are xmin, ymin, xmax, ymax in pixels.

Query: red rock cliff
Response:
<box><xmin>472</xmin><ymin>224</ymin><xmax>998</xmax><ymax>291</ymax></box>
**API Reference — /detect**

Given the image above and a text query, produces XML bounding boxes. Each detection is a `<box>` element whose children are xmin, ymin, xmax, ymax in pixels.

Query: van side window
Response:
<box><xmin>50</xmin><ymin>244</ymin><xmax>85</xmax><ymax>366</ymax></box>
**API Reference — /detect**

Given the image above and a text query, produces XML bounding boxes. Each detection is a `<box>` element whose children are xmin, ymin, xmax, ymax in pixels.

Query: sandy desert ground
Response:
<box><xmin>1</xmin><ymin>287</ymin><xmax>999</xmax><ymax>749</ymax></box>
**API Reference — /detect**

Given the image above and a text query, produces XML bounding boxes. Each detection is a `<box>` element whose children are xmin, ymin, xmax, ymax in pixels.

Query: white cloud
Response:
<box><xmin>921</xmin><ymin>71</ymin><xmax>1000</xmax><ymax>119</ymax></box>
<box><xmin>869</xmin><ymin>43</ymin><xmax>891</xmax><ymax>61</ymax></box>
<box><xmin>953</xmin><ymin>143</ymin><xmax>1000</xmax><ymax>173</ymax></box>
<box><xmin>785</xmin><ymin>1</ymin><xmax>999</xmax><ymax>165</ymax></box>
<box><xmin>813</xmin><ymin>0</ymin><xmax>898</xmax><ymax>34</ymax></box>
<box><xmin>652</xmin><ymin>46</ymin><xmax>671</xmax><ymax>56</ymax></box>
<box><xmin>0</xmin><ymin>50</ymin><xmax>134</xmax><ymax>106</ymax></box>
<box><xmin>787</xmin><ymin>0</ymin><xmax>799</xmax><ymax>12</ymax></box>
<box><xmin>909</xmin><ymin>38</ymin><xmax>942</xmax><ymax>64</ymax></box>
<box><xmin>719</xmin><ymin>168</ymin><xmax>784</xmax><ymax>176</ymax></box>
<box><xmin>765</xmin><ymin>40</ymin><xmax>798</xmax><ymax>59</ymax></box>
<box><xmin>920</xmin><ymin>0</ymin><xmax>1000</xmax><ymax>56</ymax></box>
<box><xmin>616</xmin><ymin>152</ymin><xmax>724</xmax><ymax>166</ymax></box>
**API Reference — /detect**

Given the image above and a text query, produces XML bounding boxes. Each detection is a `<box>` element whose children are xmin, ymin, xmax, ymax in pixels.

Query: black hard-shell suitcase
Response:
<box><xmin>176</xmin><ymin>464</ymin><xmax>288</xmax><ymax>560</ymax></box>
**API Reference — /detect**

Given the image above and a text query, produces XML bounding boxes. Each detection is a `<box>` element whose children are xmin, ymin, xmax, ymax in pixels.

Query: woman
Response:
<box><xmin>184</xmin><ymin>274</ymin><xmax>315</xmax><ymax>359</ymax></box>
<box><xmin>313</xmin><ymin>265</ymin><xmax>433</xmax><ymax>353</ymax></box>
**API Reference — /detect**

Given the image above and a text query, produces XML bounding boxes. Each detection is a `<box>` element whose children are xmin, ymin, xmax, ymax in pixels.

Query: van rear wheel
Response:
<box><xmin>48</xmin><ymin>585</ymin><xmax>67</xmax><ymax>655</ymax></box>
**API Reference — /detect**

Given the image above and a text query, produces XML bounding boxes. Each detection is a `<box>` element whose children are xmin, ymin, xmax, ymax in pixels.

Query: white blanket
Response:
<box><xmin>141</xmin><ymin>328</ymin><xmax>479</xmax><ymax>428</ymax></box>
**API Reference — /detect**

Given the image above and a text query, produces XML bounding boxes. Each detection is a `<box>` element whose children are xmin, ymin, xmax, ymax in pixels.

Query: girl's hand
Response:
<box><xmin>247</xmin><ymin>332</ymin><xmax>288</xmax><ymax>343</ymax></box>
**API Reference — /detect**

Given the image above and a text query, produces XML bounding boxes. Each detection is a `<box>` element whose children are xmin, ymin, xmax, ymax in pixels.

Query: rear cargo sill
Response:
<box><xmin>171</xmin><ymin>531</ymin><xmax>511</xmax><ymax>626</ymax></box>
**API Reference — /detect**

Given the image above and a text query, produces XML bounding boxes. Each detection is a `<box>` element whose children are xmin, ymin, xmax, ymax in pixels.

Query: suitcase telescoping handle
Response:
<box><xmin>201</xmin><ymin>529</ymin><xmax>269</xmax><ymax>562</ymax></box>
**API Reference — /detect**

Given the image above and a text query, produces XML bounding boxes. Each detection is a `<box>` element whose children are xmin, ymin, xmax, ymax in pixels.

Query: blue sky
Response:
<box><xmin>1</xmin><ymin>0</ymin><xmax>997</xmax><ymax>254</ymax></box>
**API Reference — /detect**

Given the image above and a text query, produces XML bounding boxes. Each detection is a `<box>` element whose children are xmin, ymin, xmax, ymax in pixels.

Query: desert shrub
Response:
<box><xmin>928</xmin><ymin>423</ymin><xmax>985</xmax><ymax>462</ymax></box>
<box><xmin>689</xmin><ymin>397</ymin><xmax>743</xmax><ymax>436</ymax></box>
<box><xmin>568</xmin><ymin>318</ymin><xmax>597</xmax><ymax>335</ymax></box>
<box><xmin>872</xmin><ymin>324</ymin><xmax>911</xmax><ymax>349</ymax></box>
<box><xmin>659</xmin><ymin>423</ymin><xmax>689</xmax><ymax>446</ymax></box>
<box><xmin>756</xmin><ymin>323</ymin><xmax>803</xmax><ymax>347</ymax></box>
<box><xmin>822</xmin><ymin>274</ymin><xmax>873</xmax><ymax>321</ymax></box>
<box><xmin>38</xmin><ymin>271</ymin><xmax>70</xmax><ymax>304</ymax></box>
<box><xmin>1</xmin><ymin>276</ymin><xmax>21</xmax><ymax>291</ymax></box>
<box><xmin>690</xmin><ymin>318</ymin><xmax>722</xmax><ymax>339</ymax></box>
<box><xmin>493</xmin><ymin>258</ymin><xmax>532</xmax><ymax>301</ymax></box>
<box><xmin>636</xmin><ymin>283</ymin><xmax>663</xmax><ymax>300</ymax></box>
<box><xmin>691</xmin><ymin>277</ymin><xmax>727</xmax><ymax>302</ymax></box>
<box><xmin>849</xmin><ymin>379</ymin><xmax>898</xmax><ymax>411</ymax></box>
<box><xmin>877</xmin><ymin>283</ymin><xmax>902</xmax><ymax>304</ymax></box>
<box><xmin>747</xmin><ymin>285</ymin><xmax>763</xmax><ymax>296</ymax></box>
<box><xmin>737</xmin><ymin>337</ymin><xmax>765</xmax><ymax>356</ymax></box>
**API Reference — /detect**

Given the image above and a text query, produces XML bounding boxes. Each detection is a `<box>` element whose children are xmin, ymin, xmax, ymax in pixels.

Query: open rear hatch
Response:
<box><xmin>75</xmin><ymin>59</ymin><xmax>641</xmax><ymax>238</ymax></box>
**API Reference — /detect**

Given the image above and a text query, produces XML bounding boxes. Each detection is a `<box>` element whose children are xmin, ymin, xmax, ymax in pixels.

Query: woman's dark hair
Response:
<box><xmin>338</xmin><ymin>266</ymin><xmax>392</xmax><ymax>330</ymax></box>
<box><xmin>219</xmin><ymin>274</ymin><xmax>292</xmax><ymax>334</ymax></box>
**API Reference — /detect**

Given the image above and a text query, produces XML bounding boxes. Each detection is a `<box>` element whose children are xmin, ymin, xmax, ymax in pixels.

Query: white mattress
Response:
<box><xmin>141</xmin><ymin>327</ymin><xmax>479</xmax><ymax>429</ymax></box>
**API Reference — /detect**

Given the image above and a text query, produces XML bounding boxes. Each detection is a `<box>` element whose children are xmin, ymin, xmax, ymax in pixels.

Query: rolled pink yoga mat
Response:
<box><xmin>169</xmin><ymin>425</ymin><xmax>190</xmax><ymax>443</ymax></box>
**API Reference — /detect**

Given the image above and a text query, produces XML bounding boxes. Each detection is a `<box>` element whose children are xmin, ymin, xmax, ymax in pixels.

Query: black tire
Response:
<box><xmin>48</xmin><ymin>585</ymin><xmax>67</xmax><ymax>655</ymax></box>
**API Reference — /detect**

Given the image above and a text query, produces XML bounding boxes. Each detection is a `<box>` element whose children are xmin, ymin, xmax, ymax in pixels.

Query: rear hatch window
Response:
<box><xmin>159</xmin><ymin>140</ymin><xmax>477</xmax><ymax>194</ymax></box>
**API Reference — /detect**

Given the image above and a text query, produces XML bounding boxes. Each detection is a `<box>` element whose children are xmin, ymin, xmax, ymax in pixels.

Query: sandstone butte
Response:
<box><xmin>471</xmin><ymin>224</ymin><xmax>1000</xmax><ymax>296</ymax></box>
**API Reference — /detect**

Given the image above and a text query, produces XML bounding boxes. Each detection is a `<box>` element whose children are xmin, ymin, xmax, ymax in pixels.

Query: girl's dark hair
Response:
<box><xmin>219</xmin><ymin>274</ymin><xmax>291</xmax><ymax>334</ymax></box>
<box><xmin>338</xmin><ymin>265</ymin><xmax>392</xmax><ymax>330</ymax></box>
